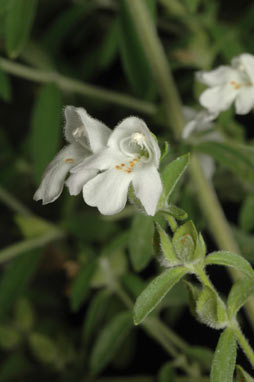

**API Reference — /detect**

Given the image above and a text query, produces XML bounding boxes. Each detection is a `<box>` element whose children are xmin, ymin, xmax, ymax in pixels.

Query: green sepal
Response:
<box><xmin>196</xmin><ymin>286</ymin><xmax>228</xmax><ymax>329</ymax></box>
<box><xmin>159</xmin><ymin>153</ymin><xmax>190</xmax><ymax>208</ymax></box>
<box><xmin>236</xmin><ymin>365</ymin><xmax>253</xmax><ymax>382</ymax></box>
<box><xmin>160</xmin><ymin>141</ymin><xmax>170</xmax><ymax>161</ymax></box>
<box><xmin>183</xmin><ymin>280</ymin><xmax>201</xmax><ymax>317</ymax></box>
<box><xmin>193</xmin><ymin>232</ymin><xmax>206</xmax><ymax>261</ymax></box>
<box><xmin>154</xmin><ymin>223</ymin><xmax>180</xmax><ymax>267</ymax></box>
<box><xmin>161</xmin><ymin>204</ymin><xmax>188</xmax><ymax>221</ymax></box>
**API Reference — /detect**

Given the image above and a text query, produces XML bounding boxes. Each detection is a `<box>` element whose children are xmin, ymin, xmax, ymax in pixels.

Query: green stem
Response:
<box><xmin>0</xmin><ymin>185</ymin><xmax>31</xmax><ymax>216</ymax></box>
<box><xmin>0</xmin><ymin>230</ymin><xmax>64</xmax><ymax>264</ymax></box>
<box><xmin>0</xmin><ymin>57</ymin><xmax>156</xmax><ymax>115</ymax></box>
<box><xmin>233</xmin><ymin>323</ymin><xmax>254</xmax><ymax>367</ymax></box>
<box><xmin>125</xmin><ymin>0</ymin><xmax>254</xmax><ymax>329</ymax></box>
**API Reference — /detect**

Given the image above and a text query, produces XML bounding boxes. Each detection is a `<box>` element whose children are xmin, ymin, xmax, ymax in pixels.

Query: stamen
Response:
<box><xmin>72</xmin><ymin>127</ymin><xmax>84</xmax><ymax>138</ymax></box>
<box><xmin>115</xmin><ymin>165</ymin><xmax>122</xmax><ymax>170</ymax></box>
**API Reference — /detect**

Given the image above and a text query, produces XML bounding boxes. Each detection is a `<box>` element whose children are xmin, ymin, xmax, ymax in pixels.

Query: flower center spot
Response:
<box><xmin>65</xmin><ymin>158</ymin><xmax>74</xmax><ymax>163</ymax></box>
<box><xmin>230</xmin><ymin>80</ymin><xmax>242</xmax><ymax>90</ymax></box>
<box><xmin>115</xmin><ymin>158</ymin><xmax>139</xmax><ymax>174</ymax></box>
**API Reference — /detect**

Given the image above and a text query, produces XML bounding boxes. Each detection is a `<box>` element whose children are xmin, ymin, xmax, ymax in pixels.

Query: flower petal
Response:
<box><xmin>108</xmin><ymin>116</ymin><xmax>161</xmax><ymax>168</ymax></box>
<box><xmin>71</xmin><ymin>148</ymin><xmax>124</xmax><ymax>173</ymax></box>
<box><xmin>64</xmin><ymin>106</ymin><xmax>111</xmax><ymax>152</ymax></box>
<box><xmin>232</xmin><ymin>53</ymin><xmax>254</xmax><ymax>83</ymax></box>
<box><xmin>34</xmin><ymin>143</ymin><xmax>86</xmax><ymax>204</ymax></box>
<box><xmin>132</xmin><ymin>166</ymin><xmax>162</xmax><ymax>216</ymax></box>
<box><xmin>196</xmin><ymin>66</ymin><xmax>240</xmax><ymax>86</ymax></box>
<box><xmin>66</xmin><ymin>169</ymin><xmax>98</xmax><ymax>195</ymax></box>
<box><xmin>83</xmin><ymin>169</ymin><xmax>133</xmax><ymax>215</ymax></box>
<box><xmin>235</xmin><ymin>87</ymin><xmax>254</xmax><ymax>115</ymax></box>
<box><xmin>199</xmin><ymin>85</ymin><xmax>237</xmax><ymax>113</ymax></box>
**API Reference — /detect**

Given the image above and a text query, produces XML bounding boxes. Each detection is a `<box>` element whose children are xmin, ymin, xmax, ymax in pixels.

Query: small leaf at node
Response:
<box><xmin>227</xmin><ymin>279</ymin><xmax>254</xmax><ymax>320</ymax></box>
<box><xmin>196</xmin><ymin>286</ymin><xmax>227</xmax><ymax>329</ymax></box>
<box><xmin>205</xmin><ymin>251</ymin><xmax>254</xmax><ymax>280</ymax></box>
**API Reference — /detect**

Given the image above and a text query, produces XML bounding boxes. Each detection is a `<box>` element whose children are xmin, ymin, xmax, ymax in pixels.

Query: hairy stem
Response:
<box><xmin>233</xmin><ymin>323</ymin><xmax>254</xmax><ymax>367</ymax></box>
<box><xmin>125</xmin><ymin>0</ymin><xmax>254</xmax><ymax>328</ymax></box>
<box><xmin>0</xmin><ymin>57</ymin><xmax>156</xmax><ymax>115</ymax></box>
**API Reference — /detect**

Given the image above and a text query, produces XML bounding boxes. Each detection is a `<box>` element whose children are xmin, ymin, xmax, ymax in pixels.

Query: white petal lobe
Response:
<box><xmin>132</xmin><ymin>166</ymin><xmax>162</xmax><ymax>216</ymax></box>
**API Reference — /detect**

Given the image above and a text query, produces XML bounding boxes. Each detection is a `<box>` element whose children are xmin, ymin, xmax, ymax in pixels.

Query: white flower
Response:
<box><xmin>182</xmin><ymin>106</ymin><xmax>222</xmax><ymax>179</ymax></box>
<box><xmin>197</xmin><ymin>53</ymin><xmax>254</xmax><ymax>114</ymax></box>
<box><xmin>34</xmin><ymin>106</ymin><xmax>111</xmax><ymax>204</ymax></box>
<box><xmin>71</xmin><ymin>117</ymin><xmax>162</xmax><ymax>216</ymax></box>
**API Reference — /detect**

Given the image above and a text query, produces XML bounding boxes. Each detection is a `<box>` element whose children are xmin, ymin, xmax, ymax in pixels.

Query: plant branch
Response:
<box><xmin>0</xmin><ymin>57</ymin><xmax>156</xmax><ymax>115</ymax></box>
<box><xmin>125</xmin><ymin>0</ymin><xmax>254</xmax><ymax>328</ymax></box>
<box><xmin>0</xmin><ymin>229</ymin><xmax>64</xmax><ymax>264</ymax></box>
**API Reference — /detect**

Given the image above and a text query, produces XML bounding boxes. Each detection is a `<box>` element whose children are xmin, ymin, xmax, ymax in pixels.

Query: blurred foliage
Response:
<box><xmin>0</xmin><ymin>0</ymin><xmax>254</xmax><ymax>380</ymax></box>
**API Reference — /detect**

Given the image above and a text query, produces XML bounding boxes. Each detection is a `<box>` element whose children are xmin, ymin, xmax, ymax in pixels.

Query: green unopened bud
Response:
<box><xmin>173</xmin><ymin>234</ymin><xmax>195</xmax><ymax>262</ymax></box>
<box><xmin>196</xmin><ymin>286</ymin><xmax>228</xmax><ymax>329</ymax></box>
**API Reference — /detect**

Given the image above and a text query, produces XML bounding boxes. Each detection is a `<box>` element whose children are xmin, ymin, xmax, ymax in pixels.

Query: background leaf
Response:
<box><xmin>118</xmin><ymin>0</ymin><xmax>157</xmax><ymax>99</ymax></box>
<box><xmin>0</xmin><ymin>249</ymin><xmax>41</xmax><ymax>320</ymax></box>
<box><xmin>90</xmin><ymin>311</ymin><xmax>133</xmax><ymax>375</ymax></box>
<box><xmin>129</xmin><ymin>213</ymin><xmax>154</xmax><ymax>271</ymax></box>
<box><xmin>5</xmin><ymin>0</ymin><xmax>38</xmax><ymax>58</ymax></box>
<box><xmin>30</xmin><ymin>83</ymin><xmax>62</xmax><ymax>183</ymax></box>
<box><xmin>0</xmin><ymin>67</ymin><xmax>11</xmax><ymax>102</ymax></box>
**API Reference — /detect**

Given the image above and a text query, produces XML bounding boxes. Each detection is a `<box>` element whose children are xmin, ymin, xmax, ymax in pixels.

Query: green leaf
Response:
<box><xmin>0</xmin><ymin>325</ymin><xmax>21</xmax><ymax>350</ymax></box>
<box><xmin>185</xmin><ymin>346</ymin><xmax>213</xmax><ymax>371</ymax></box>
<box><xmin>14</xmin><ymin>298</ymin><xmax>34</xmax><ymax>332</ymax></box>
<box><xmin>30</xmin><ymin>83</ymin><xmax>62</xmax><ymax>183</ymax></box>
<box><xmin>196</xmin><ymin>141</ymin><xmax>254</xmax><ymax>184</ymax></box>
<box><xmin>159</xmin><ymin>153</ymin><xmax>190</xmax><ymax>207</ymax></box>
<box><xmin>15</xmin><ymin>214</ymin><xmax>54</xmax><ymax>239</ymax></box>
<box><xmin>0</xmin><ymin>353</ymin><xmax>30</xmax><ymax>381</ymax></box>
<box><xmin>90</xmin><ymin>311</ymin><xmax>133</xmax><ymax>375</ymax></box>
<box><xmin>239</xmin><ymin>195</ymin><xmax>254</xmax><ymax>233</ymax></box>
<box><xmin>233</xmin><ymin>227</ymin><xmax>254</xmax><ymax>263</ymax></box>
<box><xmin>210</xmin><ymin>328</ymin><xmax>237</xmax><ymax>382</ymax></box>
<box><xmin>158</xmin><ymin>362</ymin><xmax>175</xmax><ymax>382</ymax></box>
<box><xmin>70</xmin><ymin>260</ymin><xmax>97</xmax><ymax>312</ymax></box>
<box><xmin>121</xmin><ymin>273</ymin><xmax>147</xmax><ymax>299</ymax></box>
<box><xmin>129</xmin><ymin>214</ymin><xmax>154</xmax><ymax>271</ymax></box>
<box><xmin>118</xmin><ymin>0</ymin><xmax>157</xmax><ymax>99</ymax></box>
<box><xmin>97</xmin><ymin>19</ymin><xmax>119</xmax><ymax>71</ymax></box>
<box><xmin>134</xmin><ymin>266</ymin><xmax>187</xmax><ymax>324</ymax></box>
<box><xmin>205</xmin><ymin>251</ymin><xmax>254</xmax><ymax>279</ymax></box>
<box><xmin>196</xmin><ymin>286</ymin><xmax>227</xmax><ymax>329</ymax></box>
<box><xmin>29</xmin><ymin>333</ymin><xmax>60</xmax><ymax>366</ymax></box>
<box><xmin>82</xmin><ymin>290</ymin><xmax>110</xmax><ymax>346</ymax></box>
<box><xmin>236</xmin><ymin>365</ymin><xmax>253</xmax><ymax>382</ymax></box>
<box><xmin>183</xmin><ymin>280</ymin><xmax>201</xmax><ymax>316</ymax></box>
<box><xmin>0</xmin><ymin>67</ymin><xmax>11</xmax><ymax>102</ymax></box>
<box><xmin>5</xmin><ymin>0</ymin><xmax>38</xmax><ymax>58</ymax></box>
<box><xmin>155</xmin><ymin>222</ymin><xmax>179</xmax><ymax>266</ymax></box>
<box><xmin>227</xmin><ymin>279</ymin><xmax>254</xmax><ymax>319</ymax></box>
<box><xmin>0</xmin><ymin>249</ymin><xmax>42</xmax><ymax>320</ymax></box>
